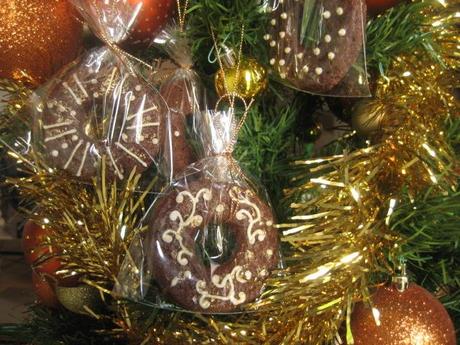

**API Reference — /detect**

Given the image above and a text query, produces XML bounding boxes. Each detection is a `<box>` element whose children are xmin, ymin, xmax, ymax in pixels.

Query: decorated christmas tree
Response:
<box><xmin>0</xmin><ymin>0</ymin><xmax>458</xmax><ymax>344</ymax></box>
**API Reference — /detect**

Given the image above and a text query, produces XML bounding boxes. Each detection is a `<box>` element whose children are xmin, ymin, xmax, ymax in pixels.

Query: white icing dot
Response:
<box><xmin>296</xmin><ymin>52</ymin><xmax>304</xmax><ymax>59</ymax></box>
<box><xmin>279</xmin><ymin>59</ymin><xmax>286</xmax><ymax>66</ymax></box>
<box><xmin>328</xmin><ymin>52</ymin><xmax>336</xmax><ymax>60</ymax></box>
<box><xmin>244</xmin><ymin>271</ymin><xmax>252</xmax><ymax>280</ymax></box>
<box><xmin>91</xmin><ymin>79</ymin><xmax>98</xmax><ymax>84</ymax></box>
<box><xmin>284</xmin><ymin>47</ymin><xmax>291</xmax><ymax>54</ymax></box>
<box><xmin>338</xmin><ymin>28</ymin><xmax>347</xmax><ymax>36</ymax></box>
<box><xmin>61</xmin><ymin>143</ymin><xmax>68</xmax><ymax>149</ymax></box>
<box><xmin>51</xmin><ymin>150</ymin><xmax>59</xmax><ymax>157</ymax></box>
<box><xmin>266</xmin><ymin>220</ymin><xmax>273</xmax><ymax>226</ymax></box>
<box><xmin>139</xmin><ymin>135</ymin><xmax>145</xmax><ymax>142</ymax></box>
<box><xmin>246</xmin><ymin>251</ymin><xmax>254</xmax><ymax>260</ymax></box>
<box><xmin>267</xmin><ymin>249</ymin><xmax>274</xmax><ymax>257</ymax></box>
<box><xmin>216</xmin><ymin>204</ymin><xmax>225</xmax><ymax>213</ymax></box>
<box><xmin>280</xmin><ymin>73</ymin><xmax>287</xmax><ymax>79</ymax></box>
<box><xmin>71</xmin><ymin>135</ymin><xmax>79</xmax><ymax>141</ymax></box>
<box><xmin>280</xmin><ymin>12</ymin><xmax>288</xmax><ymax>19</ymax></box>
<box><xmin>324</xmin><ymin>34</ymin><xmax>332</xmax><ymax>43</ymax></box>
<box><xmin>279</xmin><ymin>31</ymin><xmax>286</xmax><ymax>38</ymax></box>
<box><xmin>259</xmin><ymin>269</ymin><xmax>268</xmax><ymax>277</ymax></box>
<box><xmin>263</xmin><ymin>34</ymin><xmax>271</xmax><ymax>41</ymax></box>
<box><xmin>174</xmin><ymin>130</ymin><xmax>180</xmax><ymax>137</ymax></box>
<box><xmin>93</xmin><ymin>92</ymin><xmax>99</xmax><ymax>98</ymax></box>
<box><xmin>270</xmin><ymin>19</ymin><xmax>276</xmax><ymax>26</ymax></box>
<box><xmin>313</xmin><ymin>48</ymin><xmax>321</xmax><ymax>56</ymax></box>
<box><xmin>269</xmin><ymin>58</ymin><xmax>276</xmax><ymax>65</ymax></box>
<box><xmin>135</xmin><ymin>85</ymin><xmax>142</xmax><ymax>91</ymax></box>
<box><xmin>70</xmin><ymin>110</ymin><xmax>76</xmax><ymax>116</ymax></box>
<box><xmin>302</xmin><ymin>65</ymin><xmax>309</xmax><ymax>73</ymax></box>
<box><xmin>152</xmin><ymin>138</ymin><xmax>159</xmax><ymax>145</ymax></box>
<box><xmin>323</xmin><ymin>10</ymin><xmax>331</xmax><ymax>19</ymax></box>
<box><xmin>130</xmin><ymin>95</ymin><xmax>136</xmax><ymax>101</ymax></box>
<box><xmin>270</xmin><ymin>40</ymin><xmax>276</xmax><ymax>47</ymax></box>
<box><xmin>47</xmin><ymin>102</ymin><xmax>54</xmax><ymax>109</ymax></box>
<box><xmin>336</xmin><ymin>7</ymin><xmax>344</xmax><ymax>15</ymax></box>
<box><xmin>315</xmin><ymin>67</ymin><xmax>323</xmax><ymax>75</ymax></box>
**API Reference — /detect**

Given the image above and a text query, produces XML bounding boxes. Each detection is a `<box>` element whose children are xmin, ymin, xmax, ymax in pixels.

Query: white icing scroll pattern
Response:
<box><xmin>162</xmin><ymin>188</ymin><xmax>212</xmax><ymax>266</ymax></box>
<box><xmin>229</xmin><ymin>187</ymin><xmax>266</xmax><ymax>245</ymax></box>
<box><xmin>195</xmin><ymin>265</ymin><xmax>249</xmax><ymax>309</ymax></box>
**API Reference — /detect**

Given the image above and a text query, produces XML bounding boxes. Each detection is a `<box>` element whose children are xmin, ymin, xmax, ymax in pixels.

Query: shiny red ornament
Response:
<box><xmin>366</xmin><ymin>0</ymin><xmax>403</xmax><ymax>16</ymax></box>
<box><xmin>32</xmin><ymin>272</ymin><xmax>60</xmax><ymax>308</ymax></box>
<box><xmin>22</xmin><ymin>221</ymin><xmax>58</xmax><ymax>265</ymax></box>
<box><xmin>126</xmin><ymin>0</ymin><xmax>175</xmax><ymax>46</ymax></box>
<box><xmin>351</xmin><ymin>283</ymin><xmax>456</xmax><ymax>345</ymax></box>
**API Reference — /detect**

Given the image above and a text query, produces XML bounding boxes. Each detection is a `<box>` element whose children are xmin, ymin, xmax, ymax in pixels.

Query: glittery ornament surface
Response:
<box><xmin>351</xmin><ymin>283</ymin><xmax>456</xmax><ymax>345</ymax></box>
<box><xmin>125</xmin><ymin>0</ymin><xmax>175</xmax><ymax>46</ymax></box>
<box><xmin>0</xmin><ymin>0</ymin><xmax>83</xmax><ymax>86</ymax></box>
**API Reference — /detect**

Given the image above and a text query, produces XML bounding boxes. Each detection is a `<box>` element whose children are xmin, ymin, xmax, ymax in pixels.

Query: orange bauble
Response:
<box><xmin>351</xmin><ymin>283</ymin><xmax>456</xmax><ymax>345</ymax></box>
<box><xmin>126</xmin><ymin>0</ymin><xmax>176</xmax><ymax>46</ymax></box>
<box><xmin>0</xmin><ymin>0</ymin><xmax>83</xmax><ymax>87</ymax></box>
<box><xmin>366</xmin><ymin>0</ymin><xmax>403</xmax><ymax>15</ymax></box>
<box><xmin>32</xmin><ymin>272</ymin><xmax>60</xmax><ymax>308</ymax></box>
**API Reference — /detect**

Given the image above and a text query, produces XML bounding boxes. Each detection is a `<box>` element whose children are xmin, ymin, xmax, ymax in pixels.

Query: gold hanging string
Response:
<box><xmin>176</xmin><ymin>0</ymin><xmax>190</xmax><ymax>32</ymax></box>
<box><xmin>210</xmin><ymin>23</ymin><xmax>255</xmax><ymax>154</ymax></box>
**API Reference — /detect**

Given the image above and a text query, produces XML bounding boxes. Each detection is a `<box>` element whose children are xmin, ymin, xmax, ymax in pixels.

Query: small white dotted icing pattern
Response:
<box><xmin>267</xmin><ymin>0</ymin><xmax>363</xmax><ymax>92</ymax></box>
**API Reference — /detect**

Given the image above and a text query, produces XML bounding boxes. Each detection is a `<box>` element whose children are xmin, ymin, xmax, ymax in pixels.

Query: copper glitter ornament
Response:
<box><xmin>351</xmin><ymin>283</ymin><xmax>456</xmax><ymax>345</ymax></box>
<box><xmin>0</xmin><ymin>0</ymin><xmax>83</xmax><ymax>87</ymax></box>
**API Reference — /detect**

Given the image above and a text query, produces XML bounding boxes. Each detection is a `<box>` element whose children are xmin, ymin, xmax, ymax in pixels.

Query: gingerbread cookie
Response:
<box><xmin>147</xmin><ymin>178</ymin><xmax>279</xmax><ymax>313</ymax></box>
<box><xmin>267</xmin><ymin>0</ymin><xmax>366</xmax><ymax>93</ymax></box>
<box><xmin>39</xmin><ymin>48</ymin><xmax>167</xmax><ymax>179</ymax></box>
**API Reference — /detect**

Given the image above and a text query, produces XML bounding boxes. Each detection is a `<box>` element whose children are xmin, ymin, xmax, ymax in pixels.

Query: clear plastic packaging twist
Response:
<box><xmin>115</xmin><ymin>104</ymin><xmax>280</xmax><ymax>314</ymax></box>
<box><xmin>267</xmin><ymin>0</ymin><xmax>369</xmax><ymax>96</ymax></box>
<box><xmin>153</xmin><ymin>26</ymin><xmax>203</xmax><ymax>176</ymax></box>
<box><xmin>30</xmin><ymin>0</ymin><xmax>171</xmax><ymax>180</ymax></box>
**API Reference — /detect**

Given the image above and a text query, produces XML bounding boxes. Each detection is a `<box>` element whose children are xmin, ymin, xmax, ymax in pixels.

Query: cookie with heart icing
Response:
<box><xmin>267</xmin><ymin>0</ymin><xmax>366</xmax><ymax>93</ymax></box>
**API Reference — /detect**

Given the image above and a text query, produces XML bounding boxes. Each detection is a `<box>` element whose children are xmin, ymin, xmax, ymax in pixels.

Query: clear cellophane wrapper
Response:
<box><xmin>152</xmin><ymin>27</ymin><xmax>203</xmax><ymax>177</ymax></box>
<box><xmin>115</xmin><ymin>108</ymin><xmax>281</xmax><ymax>314</ymax></box>
<box><xmin>30</xmin><ymin>0</ymin><xmax>173</xmax><ymax>181</ymax></box>
<box><xmin>268</xmin><ymin>0</ymin><xmax>369</xmax><ymax>96</ymax></box>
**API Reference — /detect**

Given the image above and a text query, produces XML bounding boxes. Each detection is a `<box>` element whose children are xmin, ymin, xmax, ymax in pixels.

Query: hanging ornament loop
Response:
<box><xmin>392</xmin><ymin>259</ymin><xmax>409</xmax><ymax>292</ymax></box>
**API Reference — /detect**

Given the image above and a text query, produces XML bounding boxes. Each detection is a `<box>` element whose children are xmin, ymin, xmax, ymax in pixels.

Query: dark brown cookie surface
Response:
<box><xmin>268</xmin><ymin>0</ymin><xmax>366</xmax><ymax>93</ymax></box>
<box><xmin>147</xmin><ymin>178</ymin><xmax>279</xmax><ymax>313</ymax></box>
<box><xmin>39</xmin><ymin>48</ymin><xmax>166</xmax><ymax>179</ymax></box>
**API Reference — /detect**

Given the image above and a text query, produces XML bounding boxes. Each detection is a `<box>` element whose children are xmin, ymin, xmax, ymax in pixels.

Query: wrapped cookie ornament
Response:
<box><xmin>153</xmin><ymin>27</ymin><xmax>203</xmax><ymax>176</ymax></box>
<box><xmin>31</xmin><ymin>0</ymin><xmax>170</xmax><ymax>180</ymax></box>
<box><xmin>116</xmin><ymin>104</ymin><xmax>280</xmax><ymax>313</ymax></box>
<box><xmin>267</xmin><ymin>0</ymin><xmax>369</xmax><ymax>96</ymax></box>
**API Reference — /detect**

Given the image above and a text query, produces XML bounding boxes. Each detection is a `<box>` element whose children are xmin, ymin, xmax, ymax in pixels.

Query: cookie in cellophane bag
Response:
<box><xmin>152</xmin><ymin>26</ymin><xmax>203</xmax><ymax>176</ymax></box>
<box><xmin>266</xmin><ymin>0</ymin><xmax>369</xmax><ymax>96</ymax></box>
<box><xmin>31</xmin><ymin>0</ymin><xmax>173</xmax><ymax>180</ymax></box>
<box><xmin>115</xmin><ymin>105</ymin><xmax>280</xmax><ymax>313</ymax></box>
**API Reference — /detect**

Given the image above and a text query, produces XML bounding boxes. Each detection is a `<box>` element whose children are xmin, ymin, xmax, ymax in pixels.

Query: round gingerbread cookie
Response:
<box><xmin>39</xmin><ymin>48</ymin><xmax>167</xmax><ymax>179</ymax></box>
<box><xmin>147</xmin><ymin>178</ymin><xmax>279</xmax><ymax>313</ymax></box>
<box><xmin>267</xmin><ymin>0</ymin><xmax>366</xmax><ymax>93</ymax></box>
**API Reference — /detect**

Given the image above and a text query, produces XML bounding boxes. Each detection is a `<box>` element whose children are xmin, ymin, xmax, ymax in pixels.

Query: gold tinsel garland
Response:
<box><xmin>122</xmin><ymin>1</ymin><xmax>458</xmax><ymax>344</ymax></box>
<box><xmin>0</xmin><ymin>0</ymin><xmax>458</xmax><ymax>344</ymax></box>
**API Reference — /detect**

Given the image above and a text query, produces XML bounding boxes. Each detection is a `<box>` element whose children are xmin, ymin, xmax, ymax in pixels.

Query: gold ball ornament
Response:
<box><xmin>0</xmin><ymin>0</ymin><xmax>83</xmax><ymax>87</ymax></box>
<box><xmin>351</xmin><ymin>99</ymin><xmax>387</xmax><ymax>137</ymax></box>
<box><xmin>56</xmin><ymin>285</ymin><xmax>105</xmax><ymax>315</ymax></box>
<box><xmin>215</xmin><ymin>58</ymin><xmax>268</xmax><ymax>100</ymax></box>
<box><xmin>351</xmin><ymin>283</ymin><xmax>456</xmax><ymax>345</ymax></box>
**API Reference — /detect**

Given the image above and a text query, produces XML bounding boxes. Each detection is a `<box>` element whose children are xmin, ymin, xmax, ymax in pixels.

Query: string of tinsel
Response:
<box><xmin>0</xmin><ymin>0</ymin><xmax>457</xmax><ymax>344</ymax></box>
